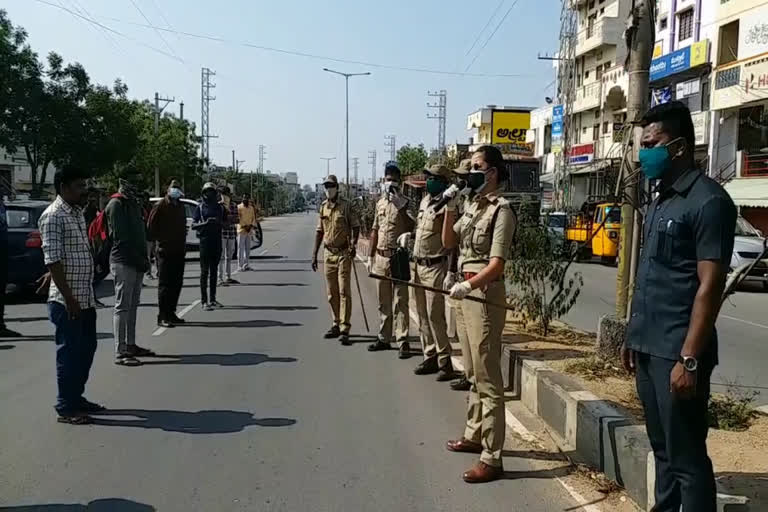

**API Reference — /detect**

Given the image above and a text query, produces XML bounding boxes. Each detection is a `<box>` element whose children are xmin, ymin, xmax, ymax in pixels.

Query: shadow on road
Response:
<box><xmin>180</xmin><ymin>320</ymin><xmax>301</xmax><ymax>328</ymax></box>
<box><xmin>141</xmin><ymin>353</ymin><xmax>297</xmax><ymax>366</ymax></box>
<box><xmin>0</xmin><ymin>333</ymin><xmax>112</xmax><ymax>343</ymax></box>
<box><xmin>221</xmin><ymin>305</ymin><xmax>317</xmax><ymax>311</ymax></box>
<box><xmin>0</xmin><ymin>498</ymin><xmax>155</xmax><ymax>511</ymax></box>
<box><xmin>4</xmin><ymin>316</ymin><xmax>49</xmax><ymax>323</ymax></box>
<box><xmin>91</xmin><ymin>409</ymin><xmax>296</xmax><ymax>433</ymax></box>
<box><xmin>180</xmin><ymin>283</ymin><xmax>308</xmax><ymax>288</ymax></box>
<box><xmin>0</xmin><ymin>344</ymin><xmax>15</xmax><ymax>350</ymax></box>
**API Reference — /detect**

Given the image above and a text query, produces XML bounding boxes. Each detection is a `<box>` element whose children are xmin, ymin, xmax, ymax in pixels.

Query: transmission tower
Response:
<box><xmin>384</xmin><ymin>134</ymin><xmax>397</xmax><ymax>162</ymax></box>
<box><xmin>200</xmin><ymin>67</ymin><xmax>217</xmax><ymax>168</ymax></box>
<box><xmin>368</xmin><ymin>150</ymin><xmax>377</xmax><ymax>188</ymax></box>
<box><xmin>554</xmin><ymin>1</ymin><xmax>577</xmax><ymax>211</ymax></box>
<box><xmin>350</xmin><ymin>157</ymin><xmax>359</xmax><ymax>185</ymax></box>
<box><xmin>427</xmin><ymin>90</ymin><xmax>447</xmax><ymax>160</ymax></box>
<box><xmin>258</xmin><ymin>144</ymin><xmax>266</xmax><ymax>173</ymax></box>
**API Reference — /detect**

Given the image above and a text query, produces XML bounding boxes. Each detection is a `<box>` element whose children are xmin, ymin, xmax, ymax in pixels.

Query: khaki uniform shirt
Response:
<box><xmin>372</xmin><ymin>197</ymin><xmax>414</xmax><ymax>252</ymax></box>
<box><xmin>453</xmin><ymin>192</ymin><xmax>517</xmax><ymax>273</ymax></box>
<box><xmin>317</xmin><ymin>198</ymin><xmax>359</xmax><ymax>250</ymax></box>
<box><xmin>413</xmin><ymin>194</ymin><xmax>448</xmax><ymax>260</ymax></box>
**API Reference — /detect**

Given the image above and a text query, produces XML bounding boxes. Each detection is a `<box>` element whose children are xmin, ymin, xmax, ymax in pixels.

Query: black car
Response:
<box><xmin>5</xmin><ymin>200</ymin><xmax>49</xmax><ymax>290</ymax></box>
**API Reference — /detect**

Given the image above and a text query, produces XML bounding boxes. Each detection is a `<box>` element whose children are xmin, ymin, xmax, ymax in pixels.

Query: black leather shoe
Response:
<box><xmin>414</xmin><ymin>357</ymin><xmax>439</xmax><ymax>375</ymax></box>
<box><xmin>169</xmin><ymin>314</ymin><xmax>186</xmax><ymax>325</ymax></box>
<box><xmin>450</xmin><ymin>376</ymin><xmax>471</xmax><ymax>391</ymax></box>
<box><xmin>339</xmin><ymin>333</ymin><xmax>352</xmax><ymax>346</ymax></box>
<box><xmin>324</xmin><ymin>326</ymin><xmax>341</xmax><ymax>339</ymax></box>
<box><xmin>367</xmin><ymin>340</ymin><xmax>391</xmax><ymax>352</ymax></box>
<box><xmin>437</xmin><ymin>363</ymin><xmax>459</xmax><ymax>382</ymax></box>
<box><xmin>157</xmin><ymin>318</ymin><xmax>175</xmax><ymax>328</ymax></box>
<box><xmin>398</xmin><ymin>343</ymin><xmax>412</xmax><ymax>360</ymax></box>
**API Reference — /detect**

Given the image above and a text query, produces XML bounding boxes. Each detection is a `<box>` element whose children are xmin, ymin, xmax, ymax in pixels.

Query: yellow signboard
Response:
<box><xmin>690</xmin><ymin>39</ymin><xmax>708</xmax><ymax>68</ymax></box>
<box><xmin>653</xmin><ymin>41</ymin><xmax>663</xmax><ymax>59</ymax></box>
<box><xmin>491</xmin><ymin>111</ymin><xmax>531</xmax><ymax>145</ymax></box>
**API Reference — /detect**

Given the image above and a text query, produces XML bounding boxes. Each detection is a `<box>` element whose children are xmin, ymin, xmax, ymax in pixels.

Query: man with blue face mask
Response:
<box><xmin>148</xmin><ymin>179</ymin><xmax>187</xmax><ymax>327</ymax></box>
<box><xmin>621</xmin><ymin>101</ymin><xmax>736</xmax><ymax>512</ymax></box>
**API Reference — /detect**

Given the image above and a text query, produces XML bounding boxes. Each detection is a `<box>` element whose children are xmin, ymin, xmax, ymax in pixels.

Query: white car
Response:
<box><xmin>150</xmin><ymin>197</ymin><xmax>201</xmax><ymax>250</ymax></box>
<box><xmin>731</xmin><ymin>216</ymin><xmax>768</xmax><ymax>290</ymax></box>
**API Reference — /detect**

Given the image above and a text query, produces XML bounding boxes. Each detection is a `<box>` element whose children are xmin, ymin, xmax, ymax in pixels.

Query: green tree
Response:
<box><xmin>396</xmin><ymin>144</ymin><xmax>428</xmax><ymax>176</ymax></box>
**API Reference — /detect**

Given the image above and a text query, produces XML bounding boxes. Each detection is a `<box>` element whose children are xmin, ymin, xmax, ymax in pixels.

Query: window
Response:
<box><xmin>604</xmin><ymin>60</ymin><xmax>611</xmax><ymax>69</ymax></box>
<box><xmin>660</xmin><ymin>17</ymin><xmax>668</xmax><ymax>30</ymax></box>
<box><xmin>593</xmin><ymin>124</ymin><xmax>600</xmax><ymax>140</ymax></box>
<box><xmin>596</xmin><ymin>64</ymin><xmax>603</xmax><ymax>79</ymax></box>
<box><xmin>594</xmin><ymin>110</ymin><xmax>601</xmax><ymax>119</ymax></box>
<box><xmin>585</xmin><ymin>70</ymin><xmax>590</xmax><ymax>79</ymax></box>
<box><xmin>603</xmin><ymin>121</ymin><xmax>610</xmax><ymax>134</ymax></box>
<box><xmin>589</xmin><ymin>1</ymin><xmax>595</xmax><ymax>8</ymax></box>
<box><xmin>678</xmin><ymin>10</ymin><xmax>693</xmax><ymax>41</ymax></box>
<box><xmin>717</xmin><ymin>20</ymin><xmax>739</xmax><ymax>65</ymax></box>
<box><xmin>600</xmin><ymin>8</ymin><xmax>605</xmax><ymax>14</ymax></box>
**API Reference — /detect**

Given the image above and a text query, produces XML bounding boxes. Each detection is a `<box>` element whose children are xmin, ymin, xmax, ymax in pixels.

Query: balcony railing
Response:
<box><xmin>573</xmin><ymin>82</ymin><xmax>601</xmax><ymax>113</ymax></box>
<box><xmin>576</xmin><ymin>17</ymin><xmax>622</xmax><ymax>56</ymax></box>
<box><xmin>742</xmin><ymin>152</ymin><xmax>768</xmax><ymax>178</ymax></box>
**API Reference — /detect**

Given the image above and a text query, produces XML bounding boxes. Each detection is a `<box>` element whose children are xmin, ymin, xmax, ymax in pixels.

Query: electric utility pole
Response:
<box><xmin>427</xmin><ymin>90</ymin><xmax>447</xmax><ymax>160</ymax></box>
<box><xmin>154</xmin><ymin>92</ymin><xmax>175</xmax><ymax>196</ymax></box>
<box><xmin>384</xmin><ymin>134</ymin><xmax>397</xmax><ymax>162</ymax></box>
<box><xmin>350</xmin><ymin>157</ymin><xmax>359</xmax><ymax>186</ymax></box>
<box><xmin>368</xmin><ymin>150</ymin><xmax>377</xmax><ymax>188</ymax></box>
<box><xmin>321</xmin><ymin>157</ymin><xmax>336</xmax><ymax>175</ymax></box>
<box><xmin>616</xmin><ymin>0</ymin><xmax>653</xmax><ymax>320</ymax></box>
<box><xmin>201</xmin><ymin>67</ymin><xmax>218</xmax><ymax>173</ymax></box>
<box><xmin>256</xmin><ymin>145</ymin><xmax>266</xmax><ymax>210</ymax></box>
<box><xmin>179</xmin><ymin>101</ymin><xmax>184</xmax><ymax>121</ymax></box>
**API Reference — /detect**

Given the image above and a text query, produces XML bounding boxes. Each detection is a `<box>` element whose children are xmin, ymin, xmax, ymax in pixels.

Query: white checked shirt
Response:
<box><xmin>38</xmin><ymin>196</ymin><xmax>95</xmax><ymax>309</ymax></box>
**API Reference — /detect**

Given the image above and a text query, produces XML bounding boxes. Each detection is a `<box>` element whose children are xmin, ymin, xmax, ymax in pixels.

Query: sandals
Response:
<box><xmin>57</xmin><ymin>414</ymin><xmax>93</xmax><ymax>425</ymax></box>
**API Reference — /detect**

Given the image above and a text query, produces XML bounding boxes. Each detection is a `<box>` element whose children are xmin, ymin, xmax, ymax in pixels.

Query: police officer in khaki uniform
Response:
<box><xmin>442</xmin><ymin>146</ymin><xmax>517</xmax><ymax>484</ymax></box>
<box><xmin>399</xmin><ymin>164</ymin><xmax>458</xmax><ymax>380</ymax></box>
<box><xmin>367</xmin><ymin>163</ymin><xmax>415</xmax><ymax>358</ymax></box>
<box><xmin>312</xmin><ymin>175</ymin><xmax>360</xmax><ymax>345</ymax></box>
<box><xmin>446</xmin><ymin>158</ymin><xmax>472</xmax><ymax>391</ymax></box>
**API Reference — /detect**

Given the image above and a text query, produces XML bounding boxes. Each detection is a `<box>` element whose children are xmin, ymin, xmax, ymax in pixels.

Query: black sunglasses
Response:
<box><xmin>323</xmin><ymin>183</ymin><xmax>338</xmax><ymax>189</ymax></box>
<box><xmin>471</xmin><ymin>164</ymin><xmax>495</xmax><ymax>171</ymax></box>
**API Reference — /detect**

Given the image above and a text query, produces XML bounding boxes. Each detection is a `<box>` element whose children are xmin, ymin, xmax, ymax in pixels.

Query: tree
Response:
<box><xmin>396</xmin><ymin>144</ymin><xmax>428</xmax><ymax>176</ymax></box>
<box><xmin>426</xmin><ymin>151</ymin><xmax>459</xmax><ymax>171</ymax></box>
<box><xmin>505</xmin><ymin>206</ymin><xmax>583</xmax><ymax>336</ymax></box>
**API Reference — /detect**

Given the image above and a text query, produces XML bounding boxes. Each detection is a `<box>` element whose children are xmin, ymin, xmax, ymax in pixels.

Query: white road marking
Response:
<box><xmin>152</xmin><ymin>299</ymin><xmax>201</xmax><ymax>336</ymax></box>
<box><xmin>720</xmin><ymin>314</ymin><xmax>768</xmax><ymax>330</ymax></box>
<box><xmin>258</xmin><ymin>249</ymin><xmax>268</xmax><ymax>256</ymax></box>
<box><xmin>555</xmin><ymin>477</ymin><xmax>603</xmax><ymax>512</ymax></box>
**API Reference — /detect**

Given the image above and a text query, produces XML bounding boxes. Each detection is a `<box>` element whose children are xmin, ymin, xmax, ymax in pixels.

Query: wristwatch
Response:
<box><xmin>679</xmin><ymin>355</ymin><xmax>698</xmax><ymax>372</ymax></box>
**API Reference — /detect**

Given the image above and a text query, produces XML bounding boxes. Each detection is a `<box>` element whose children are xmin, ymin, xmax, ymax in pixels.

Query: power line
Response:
<box><xmin>61</xmin><ymin>0</ymin><xmax>125</xmax><ymax>56</ymax></box>
<box><xmin>95</xmin><ymin>15</ymin><xmax>531</xmax><ymax>78</ymax></box>
<box><xmin>127</xmin><ymin>0</ymin><xmax>182</xmax><ymax>62</ymax></box>
<box><xmin>463</xmin><ymin>0</ymin><xmax>505</xmax><ymax>57</ymax></box>
<box><xmin>146</xmin><ymin>0</ymin><xmax>175</xmax><ymax>30</ymax></box>
<box><xmin>33</xmin><ymin>0</ymin><xmax>184</xmax><ymax>63</ymax></box>
<box><xmin>465</xmin><ymin>0</ymin><xmax>521</xmax><ymax>72</ymax></box>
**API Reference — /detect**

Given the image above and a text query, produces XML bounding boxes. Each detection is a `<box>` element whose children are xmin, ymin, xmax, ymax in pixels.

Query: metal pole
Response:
<box><xmin>179</xmin><ymin>101</ymin><xmax>184</xmax><ymax>121</ymax></box>
<box><xmin>345</xmin><ymin>76</ymin><xmax>350</xmax><ymax>198</ymax></box>
<box><xmin>616</xmin><ymin>0</ymin><xmax>652</xmax><ymax>319</ymax></box>
<box><xmin>154</xmin><ymin>92</ymin><xmax>160</xmax><ymax>197</ymax></box>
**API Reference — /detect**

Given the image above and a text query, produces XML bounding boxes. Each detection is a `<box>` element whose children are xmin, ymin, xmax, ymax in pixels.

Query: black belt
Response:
<box><xmin>412</xmin><ymin>255</ymin><xmax>447</xmax><ymax>267</ymax></box>
<box><xmin>377</xmin><ymin>248</ymin><xmax>395</xmax><ymax>258</ymax></box>
<box><xmin>325</xmin><ymin>245</ymin><xmax>349</xmax><ymax>254</ymax></box>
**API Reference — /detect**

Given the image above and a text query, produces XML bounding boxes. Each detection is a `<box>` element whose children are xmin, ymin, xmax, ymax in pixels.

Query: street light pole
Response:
<box><xmin>321</xmin><ymin>157</ymin><xmax>336</xmax><ymax>175</ymax></box>
<box><xmin>323</xmin><ymin>68</ymin><xmax>371</xmax><ymax>198</ymax></box>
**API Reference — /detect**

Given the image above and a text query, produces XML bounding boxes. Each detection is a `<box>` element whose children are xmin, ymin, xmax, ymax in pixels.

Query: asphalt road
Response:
<box><xmin>562</xmin><ymin>261</ymin><xmax>768</xmax><ymax>405</ymax></box>
<box><xmin>0</xmin><ymin>214</ymin><xmax>604</xmax><ymax>512</ymax></box>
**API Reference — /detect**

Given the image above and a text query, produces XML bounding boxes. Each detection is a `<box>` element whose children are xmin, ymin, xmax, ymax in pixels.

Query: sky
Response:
<box><xmin>4</xmin><ymin>0</ymin><xmax>561</xmax><ymax>187</ymax></box>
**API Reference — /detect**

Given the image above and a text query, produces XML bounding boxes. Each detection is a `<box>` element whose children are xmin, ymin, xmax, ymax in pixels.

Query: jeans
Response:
<box><xmin>237</xmin><ymin>233</ymin><xmax>251</xmax><ymax>269</ymax></box>
<box><xmin>48</xmin><ymin>303</ymin><xmax>97</xmax><ymax>414</ymax></box>
<box><xmin>219</xmin><ymin>237</ymin><xmax>237</xmax><ymax>279</ymax></box>
<box><xmin>200</xmin><ymin>241</ymin><xmax>222</xmax><ymax>304</ymax></box>
<box><xmin>111</xmin><ymin>262</ymin><xmax>144</xmax><ymax>354</ymax></box>
<box><xmin>635</xmin><ymin>352</ymin><xmax>716</xmax><ymax>512</ymax></box>
<box><xmin>157</xmin><ymin>249</ymin><xmax>185</xmax><ymax>319</ymax></box>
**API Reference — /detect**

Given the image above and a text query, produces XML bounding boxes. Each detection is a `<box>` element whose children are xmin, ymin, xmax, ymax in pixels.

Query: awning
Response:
<box><xmin>724</xmin><ymin>177</ymin><xmax>768</xmax><ymax>207</ymax></box>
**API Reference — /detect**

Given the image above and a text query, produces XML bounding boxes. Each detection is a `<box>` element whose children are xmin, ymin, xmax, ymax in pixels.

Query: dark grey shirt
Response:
<box><xmin>626</xmin><ymin>169</ymin><xmax>737</xmax><ymax>365</ymax></box>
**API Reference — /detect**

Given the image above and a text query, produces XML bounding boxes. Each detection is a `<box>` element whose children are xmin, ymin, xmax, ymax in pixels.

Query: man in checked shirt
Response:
<box><xmin>39</xmin><ymin>167</ymin><xmax>103</xmax><ymax>425</ymax></box>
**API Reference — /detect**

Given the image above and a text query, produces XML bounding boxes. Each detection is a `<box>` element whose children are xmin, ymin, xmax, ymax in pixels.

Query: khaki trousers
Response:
<box><xmin>324</xmin><ymin>250</ymin><xmax>352</xmax><ymax>333</ymax></box>
<box><xmin>452</xmin><ymin>294</ymin><xmax>472</xmax><ymax>383</ymax></box>
<box><xmin>373</xmin><ymin>253</ymin><xmax>409</xmax><ymax>345</ymax></box>
<box><xmin>413</xmin><ymin>261</ymin><xmax>450</xmax><ymax>367</ymax></box>
<box><xmin>461</xmin><ymin>280</ymin><xmax>506</xmax><ymax>467</ymax></box>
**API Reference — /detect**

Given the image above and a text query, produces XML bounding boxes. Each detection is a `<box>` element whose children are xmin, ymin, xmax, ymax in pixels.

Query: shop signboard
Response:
<box><xmin>491</xmin><ymin>110</ymin><xmax>531</xmax><ymax>145</ymax></box>
<box><xmin>568</xmin><ymin>142</ymin><xmax>594</xmax><ymax>165</ymax></box>
<box><xmin>691</xmin><ymin>111</ymin><xmax>709</xmax><ymax>146</ymax></box>
<box><xmin>738</xmin><ymin>3</ymin><xmax>768</xmax><ymax>60</ymax></box>
<box><xmin>551</xmin><ymin>105</ymin><xmax>563</xmax><ymax>154</ymax></box>
<box><xmin>649</xmin><ymin>40</ymin><xmax>709</xmax><ymax>81</ymax></box>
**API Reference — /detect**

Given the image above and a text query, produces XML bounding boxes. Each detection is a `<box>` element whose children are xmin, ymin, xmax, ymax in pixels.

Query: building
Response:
<box><xmin>710</xmin><ymin>0</ymin><xmax>768</xmax><ymax>233</ymax></box>
<box><xmin>282</xmin><ymin>172</ymin><xmax>299</xmax><ymax>186</ymax></box>
<box><xmin>650</xmin><ymin>0</ymin><xmax>715</xmax><ymax>165</ymax></box>
<box><xmin>0</xmin><ymin>150</ymin><xmax>55</xmax><ymax>199</ymax></box>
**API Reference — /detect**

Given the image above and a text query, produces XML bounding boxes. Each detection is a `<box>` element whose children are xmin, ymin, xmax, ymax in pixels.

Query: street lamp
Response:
<box><xmin>321</xmin><ymin>157</ymin><xmax>336</xmax><ymax>176</ymax></box>
<box><xmin>323</xmin><ymin>68</ymin><xmax>371</xmax><ymax>197</ymax></box>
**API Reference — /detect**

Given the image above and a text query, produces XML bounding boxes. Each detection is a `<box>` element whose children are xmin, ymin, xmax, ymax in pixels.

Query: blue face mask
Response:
<box><xmin>638</xmin><ymin>138</ymin><xmax>683</xmax><ymax>179</ymax></box>
<box><xmin>168</xmin><ymin>187</ymin><xmax>183</xmax><ymax>200</ymax></box>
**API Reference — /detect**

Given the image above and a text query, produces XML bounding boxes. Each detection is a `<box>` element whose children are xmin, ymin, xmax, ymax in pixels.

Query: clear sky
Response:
<box><xmin>4</xmin><ymin>0</ymin><xmax>561</xmax><ymax>187</ymax></box>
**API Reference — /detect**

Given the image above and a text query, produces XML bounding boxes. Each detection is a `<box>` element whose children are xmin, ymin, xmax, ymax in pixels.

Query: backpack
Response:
<box><xmin>88</xmin><ymin>193</ymin><xmax>122</xmax><ymax>282</ymax></box>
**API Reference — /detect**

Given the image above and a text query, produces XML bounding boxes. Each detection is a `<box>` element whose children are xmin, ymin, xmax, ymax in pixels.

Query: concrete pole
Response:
<box><xmin>154</xmin><ymin>92</ymin><xmax>160</xmax><ymax>197</ymax></box>
<box><xmin>616</xmin><ymin>0</ymin><xmax>653</xmax><ymax>320</ymax></box>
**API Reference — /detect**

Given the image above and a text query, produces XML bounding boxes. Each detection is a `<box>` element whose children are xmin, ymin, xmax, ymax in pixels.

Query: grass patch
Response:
<box><xmin>564</xmin><ymin>355</ymin><xmax>627</xmax><ymax>381</ymax></box>
<box><xmin>709</xmin><ymin>387</ymin><xmax>760</xmax><ymax>432</ymax></box>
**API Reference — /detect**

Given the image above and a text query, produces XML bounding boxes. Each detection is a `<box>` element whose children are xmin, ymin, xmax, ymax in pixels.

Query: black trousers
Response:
<box><xmin>199</xmin><ymin>241</ymin><xmax>222</xmax><ymax>304</ymax></box>
<box><xmin>635</xmin><ymin>352</ymin><xmax>716</xmax><ymax>512</ymax></box>
<box><xmin>157</xmin><ymin>248</ymin><xmax>185</xmax><ymax>319</ymax></box>
<box><xmin>0</xmin><ymin>243</ymin><xmax>7</xmax><ymax>329</ymax></box>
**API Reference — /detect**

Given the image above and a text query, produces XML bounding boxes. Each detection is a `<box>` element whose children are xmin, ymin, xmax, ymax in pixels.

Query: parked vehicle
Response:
<box><xmin>5</xmin><ymin>200</ymin><xmax>49</xmax><ymax>289</ymax></box>
<box><xmin>731</xmin><ymin>216</ymin><xmax>768</xmax><ymax>290</ymax></box>
<box><xmin>564</xmin><ymin>201</ymin><xmax>622</xmax><ymax>265</ymax></box>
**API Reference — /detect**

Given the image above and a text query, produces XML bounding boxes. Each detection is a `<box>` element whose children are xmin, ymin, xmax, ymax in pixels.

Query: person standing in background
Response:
<box><xmin>193</xmin><ymin>182</ymin><xmax>226</xmax><ymax>311</ymax></box>
<box><xmin>83</xmin><ymin>188</ymin><xmax>100</xmax><ymax>228</ymax></box>
<box><xmin>237</xmin><ymin>194</ymin><xmax>257</xmax><ymax>271</ymax></box>
<box><xmin>147</xmin><ymin>180</ymin><xmax>187</xmax><ymax>328</ymax></box>
<box><xmin>38</xmin><ymin>167</ymin><xmax>100</xmax><ymax>424</ymax></box>
<box><xmin>142</xmin><ymin>192</ymin><xmax>156</xmax><ymax>280</ymax></box>
<box><xmin>368</xmin><ymin>162</ymin><xmax>415</xmax><ymax>359</ymax></box>
<box><xmin>105</xmin><ymin>178</ymin><xmax>153</xmax><ymax>367</ymax></box>
<box><xmin>0</xmin><ymin>194</ymin><xmax>22</xmax><ymax>338</ymax></box>
<box><xmin>218</xmin><ymin>186</ymin><xmax>239</xmax><ymax>286</ymax></box>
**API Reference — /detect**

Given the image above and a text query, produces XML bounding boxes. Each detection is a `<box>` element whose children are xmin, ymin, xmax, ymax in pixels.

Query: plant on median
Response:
<box><xmin>505</xmin><ymin>206</ymin><xmax>583</xmax><ymax>337</ymax></box>
<box><xmin>708</xmin><ymin>384</ymin><xmax>760</xmax><ymax>432</ymax></box>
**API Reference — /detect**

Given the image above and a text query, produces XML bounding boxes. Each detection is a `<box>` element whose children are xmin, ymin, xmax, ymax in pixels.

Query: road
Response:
<box><xmin>563</xmin><ymin>261</ymin><xmax>768</xmax><ymax>405</ymax></box>
<box><xmin>0</xmin><ymin>214</ymin><xmax>616</xmax><ymax>512</ymax></box>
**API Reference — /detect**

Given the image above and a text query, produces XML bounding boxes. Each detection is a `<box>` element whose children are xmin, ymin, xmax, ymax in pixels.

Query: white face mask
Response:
<box><xmin>325</xmin><ymin>187</ymin><xmax>338</xmax><ymax>200</ymax></box>
<box><xmin>382</xmin><ymin>181</ymin><xmax>398</xmax><ymax>195</ymax></box>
